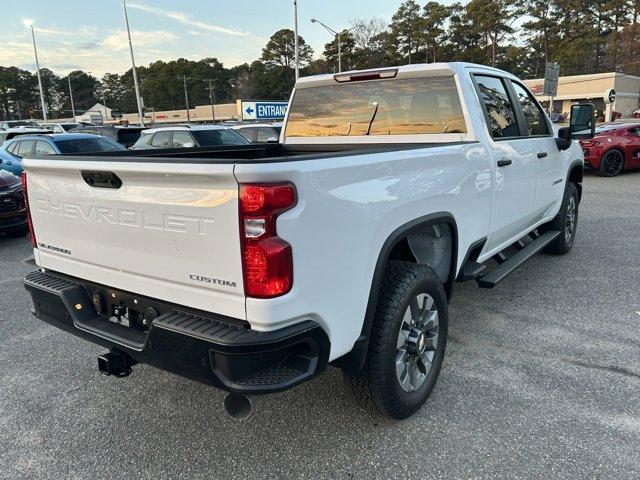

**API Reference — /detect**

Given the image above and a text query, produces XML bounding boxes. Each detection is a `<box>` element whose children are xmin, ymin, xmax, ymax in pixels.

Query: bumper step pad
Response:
<box><xmin>24</xmin><ymin>270</ymin><xmax>329</xmax><ymax>394</ymax></box>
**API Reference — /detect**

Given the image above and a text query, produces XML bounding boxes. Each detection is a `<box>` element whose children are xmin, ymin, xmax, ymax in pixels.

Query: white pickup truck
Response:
<box><xmin>22</xmin><ymin>63</ymin><xmax>595</xmax><ymax>419</ymax></box>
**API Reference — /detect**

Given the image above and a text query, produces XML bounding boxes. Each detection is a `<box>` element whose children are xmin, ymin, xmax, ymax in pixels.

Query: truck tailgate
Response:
<box><xmin>23</xmin><ymin>158</ymin><xmax>245</xmax><ymax>320</ymax></box>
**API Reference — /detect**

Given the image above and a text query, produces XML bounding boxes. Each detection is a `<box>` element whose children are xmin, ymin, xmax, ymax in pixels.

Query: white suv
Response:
<box><xmin>130</xmin><ymin>125</ymin><xmax>249</xmax><ymax>150</ymax></box>
<box><xmin>231</xmin><ymin>123</ymin><xmax>282</xmax><ymax>143</ymax></box>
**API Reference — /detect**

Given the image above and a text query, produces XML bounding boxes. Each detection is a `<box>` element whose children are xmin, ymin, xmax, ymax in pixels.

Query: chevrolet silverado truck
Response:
<box><xmin>21</xmin><ymin>63</ymin><xmax>595</xmax><ymax>419</ymax></box>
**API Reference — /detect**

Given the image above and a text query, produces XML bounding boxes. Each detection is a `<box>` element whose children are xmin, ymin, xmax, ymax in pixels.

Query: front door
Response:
<box><xmin>472</xmin><ymin>74</ymin><xmax>538</xmax><ymax>252</ymax></box>
<box><xmin>509</xmin><ymin>80</ymin><xmax>565</xmax><ymax>219</ymax></box>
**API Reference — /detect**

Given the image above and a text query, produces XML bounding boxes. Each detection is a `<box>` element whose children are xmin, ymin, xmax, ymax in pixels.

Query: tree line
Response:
<box><xmin>2</xmin><ymin>0</ymin><xmax>640</xmax><ymax>120</ymax></box>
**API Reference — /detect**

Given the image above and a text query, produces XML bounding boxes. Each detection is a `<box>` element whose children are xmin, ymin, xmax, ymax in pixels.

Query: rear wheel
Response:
<box><xmin>344</xmin><ymin>261</ymin><xmax>448</xmax><ymax>419</ymax></box>
<box><xmin>598</xmin><ymin>149</ymin><xmax>624</xmax><ymax>177</ymax></box>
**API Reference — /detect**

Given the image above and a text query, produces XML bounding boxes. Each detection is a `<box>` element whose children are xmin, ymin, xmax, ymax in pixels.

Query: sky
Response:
<box><xmin>0</xmin><ymin>0</ymin><xmax>456</xmax><ymax>77</ymax></box>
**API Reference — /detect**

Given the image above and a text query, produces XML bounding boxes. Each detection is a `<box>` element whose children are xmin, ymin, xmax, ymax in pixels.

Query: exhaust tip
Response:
<box><xmin>223</xmin><ymin>393</ymin><xmax>253</xmax><ymax>420</ymax></box>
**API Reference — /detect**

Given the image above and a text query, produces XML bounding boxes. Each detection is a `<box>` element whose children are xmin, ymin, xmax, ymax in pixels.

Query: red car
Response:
<box><xmin>580</xmin><ymin>123</ymin><xmax>640</xmax><ymax>176</ymax></box>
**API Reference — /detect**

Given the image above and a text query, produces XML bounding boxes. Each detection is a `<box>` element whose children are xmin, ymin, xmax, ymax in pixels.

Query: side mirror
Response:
<box><xmin>569</xmin><ymin>103</ymin><xmax>596</xmax><ymax>139</ymax></box>
<box><xmin>556</xmin><ymin>103</ymin><xmax>596</xmax><ymax>151</ymax></box>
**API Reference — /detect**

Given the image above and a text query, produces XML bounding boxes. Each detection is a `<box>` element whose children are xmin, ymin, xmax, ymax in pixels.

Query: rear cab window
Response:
<box><xmin>285</xmin><ymin>75</ymin><xmax>467</xmax><ymax>138</ymax></box>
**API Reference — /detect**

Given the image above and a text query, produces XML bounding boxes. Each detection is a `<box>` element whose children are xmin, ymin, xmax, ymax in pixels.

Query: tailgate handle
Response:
<box><xmin>81</xmin><ymin>171</ymin><xmax>122</xmax><ymax>189</ymax></box>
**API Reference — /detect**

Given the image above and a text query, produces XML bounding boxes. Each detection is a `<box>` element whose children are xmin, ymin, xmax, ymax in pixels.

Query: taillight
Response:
<box><xmin>20</xmin><ymin>172</ymin><xmax>37</xmax><ymax>248</ymax></box>
<box><xmin>239</xmin><ymin>183</ymin><xmax>296</xmax><ymax>298</ymax></box>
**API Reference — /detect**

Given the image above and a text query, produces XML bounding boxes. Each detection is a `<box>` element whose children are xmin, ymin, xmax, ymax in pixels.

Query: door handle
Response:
<box><xmin>537</xmin><ymin>151</ymin><xmax>548</xmax><ymax>158</ymax></box>
<box><xmin>497</xmin><ymin>159</ymin><xmax>512</xmax><ymax>167</ymax></box>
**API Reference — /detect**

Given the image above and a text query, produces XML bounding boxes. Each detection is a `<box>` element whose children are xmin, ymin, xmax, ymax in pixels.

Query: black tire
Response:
<box><xmin>344</xmin><ymin>261</ymin><xmax>448</xmax><ymax>419</ymax></box>
<box><xmin>4</xmin><ymin>226</ymin><xmax>28</xmax><ymax>238</ymax></box>
<box><xmin>597</xmin><ymin>149</ymin><xmax>624</xmax><ymax>177</ymax></box>
<box><xmin>542</xmin><ymin>182</ymin><xmax>579</xmax><ymax>255</ymax></box>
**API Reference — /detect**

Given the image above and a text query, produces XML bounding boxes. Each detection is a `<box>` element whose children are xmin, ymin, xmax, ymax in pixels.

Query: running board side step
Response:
<box><xmin>476</xmin><ymin>230</ymin><xmax>561</xmax><ymax>289</ymax></box>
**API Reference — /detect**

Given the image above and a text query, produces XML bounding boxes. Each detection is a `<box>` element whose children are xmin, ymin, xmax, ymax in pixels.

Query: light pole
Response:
<box><xmin>293</xmin><ymin>0</ymin><xmax>300</xmax><ymax>80</ymax></box>
<box><xmin>310</xmin><ymin>19</ymin><xmax>356</xmax><ymax>73</ymax></box>
<box><xmin>23</xmin><ymin>19</ymin><xmax>47</xmax><ymax>122</ymax></box>
<box><xmin>123</xmin><ymin>0</ymin><xmax>145</xmax><ymax>126</ymax></box>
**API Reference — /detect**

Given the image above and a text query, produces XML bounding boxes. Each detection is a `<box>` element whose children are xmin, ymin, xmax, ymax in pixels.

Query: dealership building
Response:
<box><xmin>523</xmin><ymin>72</ymin><xmax>640</xmax><ymax>120</ymax></box>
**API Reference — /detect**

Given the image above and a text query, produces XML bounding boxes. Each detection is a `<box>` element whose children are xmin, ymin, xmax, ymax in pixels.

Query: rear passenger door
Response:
<box><xmin>509</xmin><ymin>80</ymin><xmax>564</xmax><ymax>218</ymax></box>
<box><xmin>473</xmin><ymin>74</ymin><xmax>539</xmax><ymax>252</ymax></box>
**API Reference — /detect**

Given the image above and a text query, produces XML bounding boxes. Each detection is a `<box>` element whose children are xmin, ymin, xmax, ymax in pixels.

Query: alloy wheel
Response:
<box><xmin>395</xmin><ymin>293</ymin><xmax>439</xmax><ymax>392</ymax></box>
<box><xmin>565</xmin><ymin>195</ymin><xmax>577</xmax><ymax>243</ymax></box>
<box><xmin>604</xmin><ymin>151</ymin><xmax>623</xmax><ymax>175</ymax></box>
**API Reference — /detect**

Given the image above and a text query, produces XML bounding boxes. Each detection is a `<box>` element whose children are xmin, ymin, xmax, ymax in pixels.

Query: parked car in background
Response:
<box><xmin>130</xmin><ymin>125</ymin><xmax>250</xmax><ymax>150</ymax></box>
<box><xmin>0</xmin><ymin>128</ymin><xmax>51</xmax><ymax>143</ymax></box>
<box><xmin>550</xmin><ymin>112</ymin><xmax>566</xmax><ymax>123</ymax></box>
<box><xmin>580</xmin><ymin>123</ymin><xmax>640</xmax><ymax>176</ymax></box>
<box><xmin>231</xmin><ymin>123</ymin><xmax>282</xmax><ymax>143</ymax></box>
<box><xmin>0</xmin><ymin>133</ymin><xmax>126</xmax><ymax>175</ymax></box>
<box><xmin>0</xmin><ymin>120</ymin><xmax>41</xmax><ymax>130</ymax></box>
<box><xmin>73</xmin><ymin>125</ymin><xmax>147</xmax><ymax>148</ymax></box>
<box><xmin>0</xmin><ymin>170</ymin><xmax>27</xmax><ymax>238</ymax></box>
<box><xmin>40</xmin><ymin>122</ymin><xmax>82</xmax><ymax>133</ymax></box>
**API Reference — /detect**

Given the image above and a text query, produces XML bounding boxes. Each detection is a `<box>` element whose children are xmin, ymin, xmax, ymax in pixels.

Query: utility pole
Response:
<box><xmin>181</xmin><ymin>75</ymin><xmax>191</xmax><ymax>123</ymax></box>
<box><xmin>101</xmin><ymin>89</ymin><xmax>107</xmax><ymax>120</ymax></box>
<box><xmin>26</xmin><ymin>21</ymin><xmax>47</xmax><ymax>122</ymax></box>
<box><xmin>123</xmin><ymin>0</ymin><xmax>145</xmax><ymax>126</ymax></box>
<box><xmin>293</xmin><ymin>0</ymin><xmax>300</xmax><ymax>80</ymax></box>
<box><xmin>67</xmin><ymin>76</ymin><xmax>76</xmax><ymax>120</ymax></box>
<box><xmin>205</xmin><ymin>79</ymin><xmax>216</xmax><ymax>123</ymax></box>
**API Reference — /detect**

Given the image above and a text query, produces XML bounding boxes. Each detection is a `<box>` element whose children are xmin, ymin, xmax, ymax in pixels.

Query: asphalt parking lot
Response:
<box><xmin>1</xmin><ymin>173</ymin><xmax>639</xmax><ymax>480</ymax></box>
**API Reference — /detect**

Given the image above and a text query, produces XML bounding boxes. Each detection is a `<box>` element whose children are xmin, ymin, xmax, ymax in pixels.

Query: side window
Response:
<box><xmin>474</xmin><ymin>75</ymin><xmax>519</xmax><ymax>138</ymax></box>
<box><xmin>16</xmin><ymin>140</ymin><xmax>35</xmax><ymax>157</ymax></box>
<box><xmin>172</xmin><ymin>131</ymin><xmax>194</xmax><ymax>148</ymax></box>
<box><xmin>511</xmin><ymin>81</ymin><xmax>549</xmax><ymax>136</ymax></box>
<box><xmin>256</xmin><ymin>127</ymin><xmax>277</xmax><ymax>142</ymax></box>
<box><xmin>34</xmin><ymin>141</ymin><xmax>56</xmax><ymax>155</ymax></box>
<box><xmin>237</xmin><ymin>128</ymin><xmax>256</xmax><ymax>142</ymax></box>
<box><xmin>629</xmin><ymin>128</ymin><xmax>640</xmax><ymax>137</ymax></box>
<box><xmin>151</xmin><ymin>131</ymin><xmax>171</xmax><ymax>148</ymax></box>
<box><xmin>7</xmin><ymin>142</ymin><xmax>19</xmax><ymax>154</ymax></box>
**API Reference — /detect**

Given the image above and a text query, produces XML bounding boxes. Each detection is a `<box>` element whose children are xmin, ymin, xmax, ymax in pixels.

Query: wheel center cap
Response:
<box><xmin>408</xmin><ymin>330</ymin><xmax>427</xmax><ymax>355</ymax></box>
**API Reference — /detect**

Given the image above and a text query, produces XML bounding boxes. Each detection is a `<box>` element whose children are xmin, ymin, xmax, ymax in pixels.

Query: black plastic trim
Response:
<box><xmin>45</xmin><ymin>141</ymin><xmax>480</xmax><ymax>165</ymax></box>
<box><xmin>455</xmin><ymin>237</ymin><xmax>487</xmax><ymax>282</ymax></box>
<box><xmin>24</xmin><ymin>269</ymin><xmax>330</xmax><ymax>395</ymax></box>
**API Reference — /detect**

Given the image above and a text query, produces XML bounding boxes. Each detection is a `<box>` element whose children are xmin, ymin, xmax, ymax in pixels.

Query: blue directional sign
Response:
<box><xmin>242</xmin><ymin>101</ymin><xmax>288</xmax><ymax>121</ymax></box>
